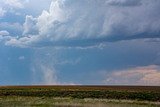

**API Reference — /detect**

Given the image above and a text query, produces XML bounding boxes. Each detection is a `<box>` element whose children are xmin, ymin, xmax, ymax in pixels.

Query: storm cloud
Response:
<box><xmin>4</xmin><ymin>0</ymin><xmax>160</xmax><ymax>47</ymax></box>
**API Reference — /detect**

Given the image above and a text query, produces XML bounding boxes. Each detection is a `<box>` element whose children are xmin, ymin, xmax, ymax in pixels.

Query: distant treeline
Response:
<box><xmin>0</xmin><ymin>86</ymin><xmax>160</xmax><ymax>101</ymax></box>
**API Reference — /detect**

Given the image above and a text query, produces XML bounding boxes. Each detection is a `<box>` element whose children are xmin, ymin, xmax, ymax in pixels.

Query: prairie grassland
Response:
<box><xmin>0</xmin><ymin>86</ymin><xmax>159</xmax><ymax>106</ymax></box>
<box><xmin>0</xmin><ymin>96</ymin><xmax>159</xmax><ymax>107</ymax></box>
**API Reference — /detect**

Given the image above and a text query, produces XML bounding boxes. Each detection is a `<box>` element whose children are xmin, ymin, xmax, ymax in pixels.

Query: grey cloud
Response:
<box><xmin>106</xmin><ymin>0</ymin><xmax>142</xmax><ymax>7</ymax></box>
<box><xmin>0</xmin><ymin>30</ymin><xmax>9</xmax><ymax>36</ymax></box>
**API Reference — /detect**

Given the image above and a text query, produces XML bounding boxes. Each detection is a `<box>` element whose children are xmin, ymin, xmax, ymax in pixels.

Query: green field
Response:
<box><xmin>0</xmin><ymin>96</ymin><xmax>159</xmax><ymax>107</ymax></box>
<box><xmin>0</xmin><ymin>86</ymin><xmax>160</xmax><ymax>106</ymax></box>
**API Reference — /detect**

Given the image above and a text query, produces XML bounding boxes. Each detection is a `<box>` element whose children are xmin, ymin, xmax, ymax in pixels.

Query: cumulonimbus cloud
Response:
<box><xmin>4</xmin><ymin>0</ymin><xmax>160</xmax><ymax>47</ymax></box>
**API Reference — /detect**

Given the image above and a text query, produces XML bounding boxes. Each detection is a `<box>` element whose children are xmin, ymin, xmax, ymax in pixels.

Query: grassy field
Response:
<box><xmin>0</xmin><ymin>86</ymin><xmax>160</xmax><ymax>106</ymax></box>
<box><xmin>0</xmin><ymin>86</ymin><xmax>160</xmax><ymax>102</ymax></box>
<box><xmin>0</xmin><ymin>96</ymin><xmax>159</xmax><ymax>107</ymax></box>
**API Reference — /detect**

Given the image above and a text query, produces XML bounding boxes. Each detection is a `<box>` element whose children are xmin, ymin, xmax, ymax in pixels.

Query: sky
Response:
<box><xmin>0</xmin><ymin>0</ymin><xmax>160</xmax><ymax>86</ymax></box>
